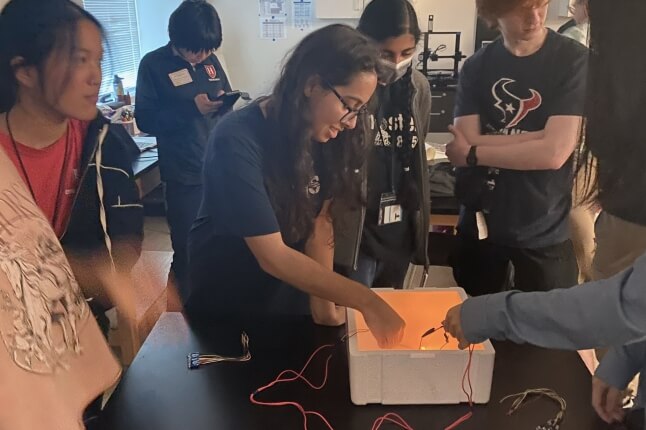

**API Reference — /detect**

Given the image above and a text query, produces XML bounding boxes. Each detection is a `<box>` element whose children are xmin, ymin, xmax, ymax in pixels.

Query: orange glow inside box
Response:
<box><xmin>353</xmin><ymin>290</ymin><xmax>484</xmax><ymax>352</ymax></box>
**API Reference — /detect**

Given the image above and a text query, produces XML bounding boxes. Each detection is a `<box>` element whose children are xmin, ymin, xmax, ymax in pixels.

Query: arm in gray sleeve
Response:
<box><xmin>460</xmin><ymin>253</ymin><xmax>646</xmax><ymax>350</ymax></box>
<box><xmin>595</xmin><ymin>341</ymin><xmax>646</xmax><ymax>390</ymax></box>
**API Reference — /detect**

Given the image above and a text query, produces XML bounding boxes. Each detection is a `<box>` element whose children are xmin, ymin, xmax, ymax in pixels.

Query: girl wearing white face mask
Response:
<box><xmin>333</xmin><ymin>0</ymin><xmax>432</xmax><ymax>289</ymax></box>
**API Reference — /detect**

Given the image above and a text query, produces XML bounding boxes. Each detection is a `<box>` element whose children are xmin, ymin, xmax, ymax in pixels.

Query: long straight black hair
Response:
<box><xmin>358</xmin><ymin>0</ymin><xmax>423</xmax><ymax>211</ymax></box>
<box><xmin>577</xmin><ymin>0</ymin><xmax>646</xmax><ymax>213</ymax></box>
<box><xmin>358</xmin><ymin>0</ymin><xmax>421</xmax><ymax>44</ymax></box>
<box><xmin>266</xmin><ymin>24</ymin><xmax>381</xmax><ymax>243</ymax></box>
<box><xmin>0</xmin><ymin>0</ymin><xmax>104</xmax><ymax>113</ymax></box>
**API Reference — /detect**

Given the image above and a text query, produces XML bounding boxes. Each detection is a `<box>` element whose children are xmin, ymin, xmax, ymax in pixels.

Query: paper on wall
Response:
<box><xmin>292</xmin><ymin>0</ymin><xmax>312</xmax><ymax>30</ymax></box>
<box><xmin>260</xmin><ymin>17</ymin><xmax>287</xmax><ymax>40</ymax></box>
<box><xmin>258</xmin><ymin>0</ymin><xmax>287</xmax><ymax>17</ymax></box>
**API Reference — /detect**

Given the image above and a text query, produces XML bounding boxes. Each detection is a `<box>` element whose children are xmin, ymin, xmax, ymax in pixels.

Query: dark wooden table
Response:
<box><xmin>99</xmin><ymin>312</ymin><xmax>616</xmax><ymax>430</ymax></box>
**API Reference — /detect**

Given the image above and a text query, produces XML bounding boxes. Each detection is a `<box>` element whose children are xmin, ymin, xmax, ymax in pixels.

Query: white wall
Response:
<box><xmin>210</xmin><ymin>0</ymin><xmax>480</xmax><ymax>98</ymax></box>
<box><xmin>136</xmin><ymin>0</ymin><xmax>180</xmax><ymax>56</ymax></box>
<box><xmin>546</xmin><ymin>0</ymin><xmax>572</xmax><ymax>29</ymax></box>
<box><xmin>210</xmin><ymin>0</ymin><xmax>357</xmax><ymax>97</ymax></box>
<box><xmin>131</xmin><ymin>0</ymin><xmax>569</xmax><ymax>98</ymax></box>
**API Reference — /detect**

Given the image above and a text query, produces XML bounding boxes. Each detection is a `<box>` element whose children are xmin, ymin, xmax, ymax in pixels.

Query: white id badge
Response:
<box><xmin>168</xmin><ymin>69</ymin><xmax>193</xmax><ymax>87</ymax></box>
<box><xmin>378</xmin><ymin>192</ymin><xmax>402</xmax><ymax>226</ymax></box>
<box><xmin>476</xmin><ymin>211</ymin><xmax>489</xmax><ymax>240</ymax></box>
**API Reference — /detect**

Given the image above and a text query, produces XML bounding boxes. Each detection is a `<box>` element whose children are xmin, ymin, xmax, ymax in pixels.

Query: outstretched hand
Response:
<box><xmin>443</xmin><ymin>303</ymin><xmax>471</xmax><ymax>349</ymax></box>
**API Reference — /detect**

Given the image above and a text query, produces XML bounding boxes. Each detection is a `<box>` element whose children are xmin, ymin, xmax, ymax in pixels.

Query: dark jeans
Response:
<box><xmin>451</xmin><ymin>235</ymin><xmax>578</xmax><ymax>296</ymax></box>
<box><xmin>164</xmin><ymin>181</ymin><xmax>203</xmax><ymax>297</ymax></box>
<box><xmin>339</xmin><ymin>252</ymin><xmax>409</xmax><ymax>289</ymax></box>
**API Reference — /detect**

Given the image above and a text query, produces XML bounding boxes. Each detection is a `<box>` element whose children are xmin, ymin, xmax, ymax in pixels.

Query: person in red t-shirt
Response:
<box><xmin>0</xmin><ymin>119</ymin><xmax>86</xmax><ymax>237</ymax></box>
<box><xmin>0</xmin><ymin>0</ymin><xmax>143</xmax><ymax>339</ymax></box>
<box><xmin>0</xmin><ymin>8</ymin><xmax>98</xmax><ymax>234</ymax></box>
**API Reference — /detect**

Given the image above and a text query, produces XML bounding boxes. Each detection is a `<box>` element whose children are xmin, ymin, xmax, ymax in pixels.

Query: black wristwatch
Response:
<box><xmin>467</xmin><ymin>145</ymin><xmax>478</xmax><ymax>167</ymax></box>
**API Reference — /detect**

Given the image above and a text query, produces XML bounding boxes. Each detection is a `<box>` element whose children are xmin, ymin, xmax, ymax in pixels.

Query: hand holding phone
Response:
<box><xmin>194</xmin><ymin>93</ymin><xmax>223</xmax><ymax>115</ymax></box>
<box><xmin>208</xmin><ymin>90</ymin><xmax>243</xmax><ymax>108</ymax></box>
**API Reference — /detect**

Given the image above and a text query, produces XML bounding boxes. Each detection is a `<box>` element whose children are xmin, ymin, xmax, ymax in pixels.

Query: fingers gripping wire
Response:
<box><xmin>418</xmin><ymin>325</ymin><xmax>449</xmax><ymax>350</ymax></box>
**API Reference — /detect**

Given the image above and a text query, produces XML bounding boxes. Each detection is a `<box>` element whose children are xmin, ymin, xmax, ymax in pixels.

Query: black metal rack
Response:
<box><xmin>420</xmin><ymin>31</ymin><xmax>467</xmax><ymax>79</ymax></box>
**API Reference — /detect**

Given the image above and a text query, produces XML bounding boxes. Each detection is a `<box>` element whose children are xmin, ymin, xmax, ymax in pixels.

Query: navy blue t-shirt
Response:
<box><xmin>185</xmin><ymin>104</ymin><xmax>326</xmax><ymax>319</ymax></box>
<box><xmin>454</xmin><ymin>30</ymin><xmax>587</xmax><ymax>248</ymax></box>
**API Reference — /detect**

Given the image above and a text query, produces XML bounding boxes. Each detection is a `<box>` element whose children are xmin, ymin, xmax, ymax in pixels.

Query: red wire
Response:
<box><xmin>250</xmin><ymin>343</ymin><xmax>337</xmax><ymax>430</ymax></box>
<box><xmin>443</xmin><ymin>344</ymin><xmax>475</xmax><ymax>430</ymax></box>
<box><xmin>249</xmin><ymin>397</ymin><xmax>335</xmax><ymax>430</ymax></box>
<box><xmin>371</xmin><ymin>413</ymin><xmax>415</xmax><ymax>430</ymax></box>
<box><xmin>463</xmin><ymin>344</ymin><xmax>475</xmax><ymax>406</ymax></box>
<box><xmin>250</xmin><ymin>336</ymin><xmax>476</xmax><ymax>430</ymax></box>
<box><xmin>443</xmin><ymin>411</ymin><xmax>473</xmax><ymax>430</ymax></box>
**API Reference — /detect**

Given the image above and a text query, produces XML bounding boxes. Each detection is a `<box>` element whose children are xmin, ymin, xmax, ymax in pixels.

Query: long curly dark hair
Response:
<box><xmin>358</xmin><ymin>0</ymin><xmax>423</xmax><ymax>211</ymax></box>
<box><xmin>265</xmin><ymin>24</ymin><xmax>381</xmax><ymax>243</ymax></box>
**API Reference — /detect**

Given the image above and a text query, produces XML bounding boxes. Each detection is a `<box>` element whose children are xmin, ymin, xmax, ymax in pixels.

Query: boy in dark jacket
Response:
<box><xmin>135</xmin><ymin>0</ymin><xmax>232</xmax><ymax>294</ymax></box>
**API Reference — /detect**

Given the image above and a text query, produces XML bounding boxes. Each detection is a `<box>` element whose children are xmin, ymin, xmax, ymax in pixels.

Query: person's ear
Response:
<box><xmin>304</xmin><ymin>75</ymin><xmax>321</xmax><ymax>98</ymax></box>
<box><xmin>11</xmin><ymin>57</ymin><xmax>39</xmax><ymax>90</ymax></box>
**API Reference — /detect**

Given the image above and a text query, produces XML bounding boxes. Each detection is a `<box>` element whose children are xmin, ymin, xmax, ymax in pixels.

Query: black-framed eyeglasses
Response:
<box><xmin>322</xmin><ymin>80</ymin><xmax>368</xmax><ymax>123</ymax></box>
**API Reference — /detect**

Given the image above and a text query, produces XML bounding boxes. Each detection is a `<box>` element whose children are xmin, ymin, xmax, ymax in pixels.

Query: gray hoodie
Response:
<box><xmin>333</xmin><ymin>69</ymin><xmax>432</xmax><ymax>280</ymax></box>
<box><xmin>461</xmin><ymin>252</ymin><xmax>646</xmax><ymax>419</ymax></box>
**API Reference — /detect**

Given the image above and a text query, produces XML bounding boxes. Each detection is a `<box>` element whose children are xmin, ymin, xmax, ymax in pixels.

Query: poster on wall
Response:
<box><xmin>259</xmin><ymin>0</ymin><xmax>288</xmax><ymax>40</ymax></box>
<box><xmin>292</xmin><ymin>0</ymin><xmax>312</xmax><ymax>31</ymax></box>
<box><xmin>258</xmin><ymin>0</ymin><xmax>288</xmax><ymax>17</ymax></box>
<box><xmin>260</xmin><ymin>17</ymin><xmax>288</xmax><ymax>40</ymax></box>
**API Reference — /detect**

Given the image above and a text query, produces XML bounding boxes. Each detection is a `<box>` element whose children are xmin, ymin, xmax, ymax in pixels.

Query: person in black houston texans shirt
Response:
<box><xmin>446</xmin><ymin>0</ymin><xmax>587</xmax><ymax>296</ymax></box>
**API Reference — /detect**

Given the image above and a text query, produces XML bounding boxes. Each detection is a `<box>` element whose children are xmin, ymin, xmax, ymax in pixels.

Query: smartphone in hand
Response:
<box><xmin>208</xmin><ymin>90</ymin><xmax>244</xmax><ymax>108</ymax></box>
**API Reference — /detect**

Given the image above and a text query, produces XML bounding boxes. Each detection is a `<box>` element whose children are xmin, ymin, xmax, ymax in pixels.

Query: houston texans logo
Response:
<box><xmin>491</xmin><ymin>78</ymin><xmax>542</xmax><ymax>128</ymax></box>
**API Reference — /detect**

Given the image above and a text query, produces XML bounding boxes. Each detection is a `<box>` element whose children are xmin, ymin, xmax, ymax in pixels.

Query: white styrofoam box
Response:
<box><xmin>346</xmin><ymin>288</ymin><xmax>495</xmax><ymax>405</ymax></box>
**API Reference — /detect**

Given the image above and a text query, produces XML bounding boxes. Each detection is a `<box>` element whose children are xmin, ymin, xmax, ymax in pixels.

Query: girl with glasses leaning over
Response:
<box><xmin>184</xmin><ymin>24</ymin><xmax>405</xmax><ymax>348</ymax></box>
